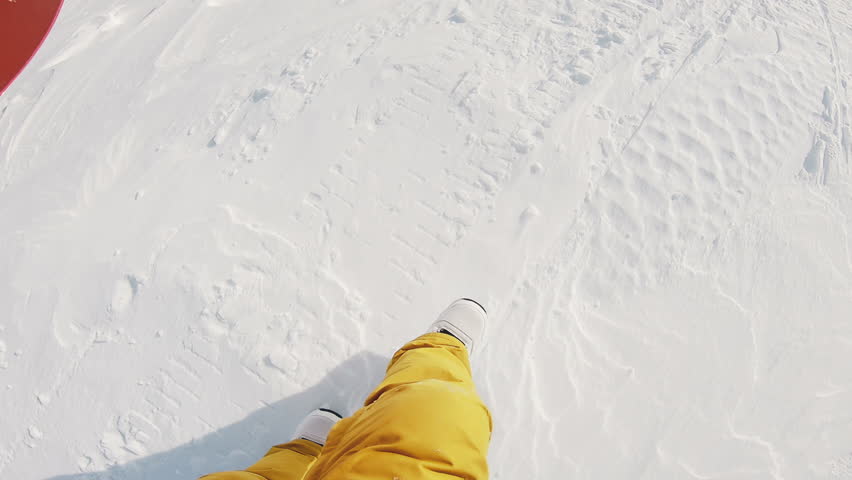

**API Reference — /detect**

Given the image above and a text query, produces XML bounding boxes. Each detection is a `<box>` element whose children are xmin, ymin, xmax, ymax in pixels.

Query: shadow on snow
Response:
<box><xmin>45</xmin><ymin>352</ymin><xmax>389</xmax><ymax>480</ymax></box>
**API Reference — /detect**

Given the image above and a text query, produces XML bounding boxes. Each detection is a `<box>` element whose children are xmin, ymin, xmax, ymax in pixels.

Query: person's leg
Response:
<box><xmin>306</xmin><ymin>332</ymin><xmax>492</xmax><ymax>480</ymax></box>
<box><xmin>199</xmin><ymin>410</ymin><xmax>340</xmax><ymax>480</ymax></box>
<box><xmin>199</xmin><ymin>439</ymin><xmax>320</xmax><ymax>480</ymax></box>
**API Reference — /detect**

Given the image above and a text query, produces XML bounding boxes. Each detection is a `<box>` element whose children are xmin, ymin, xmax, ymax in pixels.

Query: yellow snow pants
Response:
<box><xmin>200</xmin><ymin>333</ymin><xmax>492</xmax><ymax>480</ymax></box>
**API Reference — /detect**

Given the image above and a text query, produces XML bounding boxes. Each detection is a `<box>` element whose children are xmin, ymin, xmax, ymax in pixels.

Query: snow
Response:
<box><xmin>1</xmin><ymin>0</ymin><xmax>852</xmax><ymax>479</ymax></box>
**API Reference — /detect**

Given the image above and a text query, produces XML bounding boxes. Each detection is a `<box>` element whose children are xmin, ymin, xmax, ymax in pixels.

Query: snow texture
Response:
<box><xmin>1</xmin><ymin>0</ymin><xmax>852</xmax><ymax>479</ymax></box>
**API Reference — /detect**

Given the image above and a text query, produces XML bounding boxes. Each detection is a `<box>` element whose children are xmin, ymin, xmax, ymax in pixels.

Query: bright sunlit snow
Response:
<box><xmin>2</xmin><ymin>1</ymin><xmax>852</xmax><ymax>479</ymax></box>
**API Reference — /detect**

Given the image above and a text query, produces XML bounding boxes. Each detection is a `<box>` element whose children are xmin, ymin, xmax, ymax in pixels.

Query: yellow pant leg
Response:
<box><xmin>306</xmin><ymin>333</ymin><xmax>492</xmax><ymax>480</ymax></box>
<box><xmin>200</xmin><ymin>439</ymin><xmax>322</xmax><ymax>480</ymax></box>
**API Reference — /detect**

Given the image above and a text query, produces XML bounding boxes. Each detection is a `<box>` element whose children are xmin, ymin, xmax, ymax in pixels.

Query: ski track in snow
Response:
<box><xmin>1</xmin><ymin>0</ymin><xmax>852</xmax><ymax>479</ymax></box>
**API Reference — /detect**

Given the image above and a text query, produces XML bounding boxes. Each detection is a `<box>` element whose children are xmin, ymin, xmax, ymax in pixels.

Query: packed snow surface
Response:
<box><xmin>2</xmin><ymin>0</ymin><xmax>852</xmax><ymax>479</ymax></box>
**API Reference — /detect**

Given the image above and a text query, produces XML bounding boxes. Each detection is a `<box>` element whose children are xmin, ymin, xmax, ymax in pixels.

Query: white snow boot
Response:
<box><xmin>294</xmin><ymin>408</ymin><xmax>342</xmax><ymax>446</ymax></box>
<box><xmin>429</xmin><ymin>298</ymin><xmax>487</xmax><ymax>356</ymax></box>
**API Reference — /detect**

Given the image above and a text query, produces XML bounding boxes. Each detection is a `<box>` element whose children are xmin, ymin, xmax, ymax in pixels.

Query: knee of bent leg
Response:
<box><xmin>199</xmin><ymin>472</ymin><xmax>264</xmax><ymax>480</ymax></box>
<box><xmin>322</xmin><ymin>380</ymin><xmax>492</xmax><ymax>479</ymax></box>
<box><xmin>382</xmin><ymin>379</ymin><xmax>492</xmax><ymax>445</ymax></box>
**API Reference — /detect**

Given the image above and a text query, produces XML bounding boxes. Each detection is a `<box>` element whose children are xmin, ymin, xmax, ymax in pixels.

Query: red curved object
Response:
<box><xmin>0</xmin><ymin>0</ymin><xmax>64</xmax><ymax>95</ymax></box>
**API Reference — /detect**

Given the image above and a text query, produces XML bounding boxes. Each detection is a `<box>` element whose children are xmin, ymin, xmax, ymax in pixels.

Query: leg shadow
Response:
<box><xmin>44</xmin><ymin>352</ymin><xmax>389</xmax><ymax>480</ymax></box>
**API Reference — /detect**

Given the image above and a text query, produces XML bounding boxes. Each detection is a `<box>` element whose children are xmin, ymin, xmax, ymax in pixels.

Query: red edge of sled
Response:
<box><xmin>0</xmin><ymin>0</ymin><xmax>65</xmax><ymax>96</ymax></box>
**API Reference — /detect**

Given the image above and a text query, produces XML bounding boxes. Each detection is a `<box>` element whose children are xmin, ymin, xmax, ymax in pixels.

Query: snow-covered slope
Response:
<box><xmin>2</xmin><ymin>0</ymin><xmax>852</xmax><ymax>478</ymax></box>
